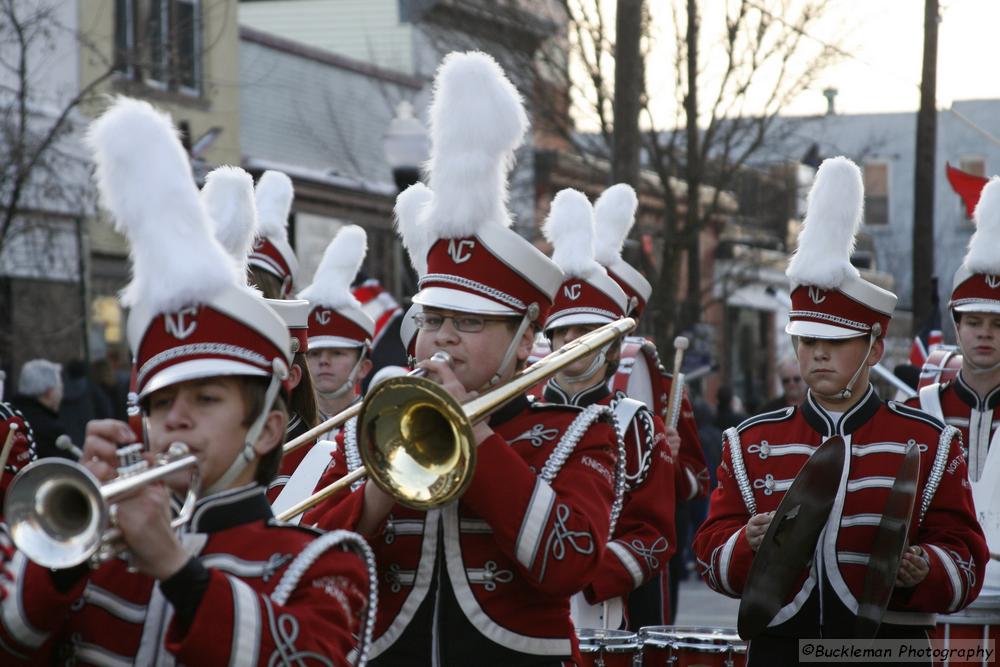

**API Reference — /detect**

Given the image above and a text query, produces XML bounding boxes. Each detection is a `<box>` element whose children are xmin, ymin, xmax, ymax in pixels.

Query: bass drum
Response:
<box><xmin>611</xmin><ymin>336</ymin><xmax>669</xmax><ymax>419</ymax></box>
<box><xmin>918</xmin><ymin>345</ymin><xmax>962</xmax><ymax>390</ymax></box>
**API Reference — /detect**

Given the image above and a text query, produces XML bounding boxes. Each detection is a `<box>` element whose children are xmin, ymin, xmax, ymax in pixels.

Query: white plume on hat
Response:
<box><xmin>594</xmin><ymin>183</ymin><xmax>639</xmax><ymax>266</ymax></box>
<box><xmin>201</xmin><ymin>166</ymin><xmax>258</xmax><ymax>277</ymax></box>
<box><xmin>298</xmin><ymin>225</ymin><xmax>367</xmax><ymax>310</ymax></box>
<box><xmin>786</xmin><ymin>156</ymin><xmax>863</xmax><ymax>289</ymax></box>
<box><xmin>425</xmin><ymin>51</ymin><xmax>528</xmax><ymax>238</ymax></box>
<box><xmin>86</xmin><ymin>97</ymin><xmax>238</xmax><ymax>312</ymax></box>
<box><xmin>965</xmin><ymin>176</ymin><xmax>1000</xmax><ymax>275</ymax></box>
<box><xmin>395</xmin><ymin>182</ymin><xmax>434</xmax><ymax>276</ymax></box>
<box><xmin>543</xmin><ymin>188</ymin><xmax>603</xmax><ymax>279</ymax></box>
<box><xmin>255</xmin><ymin>170</ymin><xmax>293</xmax><ymax>242</ymax></box>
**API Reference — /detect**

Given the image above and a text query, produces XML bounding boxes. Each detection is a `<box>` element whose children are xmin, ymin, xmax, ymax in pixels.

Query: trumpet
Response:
<box><xmin>5</xmin><ymin>442</ymin><xmax>200</xmax><ymax>569</ymax></box>
<box><xmin>282</xmin><ymin>352</ymin><xmax>453</xmax><ymax>456</ymax></box>
<box><xmin>277</xmin><ymin>317</ymin><xmax>636</xmax><ymax>522</ymax></box>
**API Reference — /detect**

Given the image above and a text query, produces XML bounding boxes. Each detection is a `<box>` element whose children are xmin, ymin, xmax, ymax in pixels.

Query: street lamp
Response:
<box><xmin>383</xmin><ymin>100</ymin><xmax>429</xmax><ymax>298</ymax></box>
<box><xmin>383</xmin><ymin>100</ymin><xmax>430</xmax><ymax>192</ymax></box>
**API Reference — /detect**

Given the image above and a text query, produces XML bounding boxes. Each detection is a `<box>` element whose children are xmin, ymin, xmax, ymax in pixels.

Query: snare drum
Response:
<box><xmin>918</xmin><ymin>345</ymin><xmax>962</xmax><ymax>390</ymax></box>
<box><xmin>576</xmin><ymin>628</ymin><xmax>640</xmax><ymax>667</ymax></box>
<box><xmin>928</xmin><ymin>603</ymin><xmax>1000</xmax><ymax>666</ymax></box>
<box><xmin>611</xmin><ymin>337</ymin><xmax>670</xmax><ymax>418</ymax></box>
<box><xmin>640</xmin><ymin>626</ymin><xmax>747</xmax><ymax>667</ymax></box>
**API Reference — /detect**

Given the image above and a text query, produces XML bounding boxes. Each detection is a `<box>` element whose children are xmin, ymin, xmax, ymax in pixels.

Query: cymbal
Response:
<box><xmin>854</xmin><ymin>442</ymin><xmax>920</xmax><ymax>639</ymax></box>
<box><xmin>738</xmin><ymin>436</ymin><xmax>847</xmax><ymax>640</ymax></box>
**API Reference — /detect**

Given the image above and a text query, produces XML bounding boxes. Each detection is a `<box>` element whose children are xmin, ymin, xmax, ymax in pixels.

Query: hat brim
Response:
<box><xmin>412</xmin><ymin>287</ymin><xmax>519</xmax><ymax>316</ymax></box>
<box><xmin>139</xmin><ymin>359</ymin><xmax>269</xmax><ymax>399</ymax></box>
<box><xmin>952</xmin><ymin>301</ymin><xmax>1000</xmax><ymax>314</ymax></box>
<box><xmin>545</xmin><ymin>312</ymin><xmax>618</xmax><ymax>332</ymax></box>
<box><xmin>785</xmin><ymin>320</ymin><xmax>867</xmax><ymax>340</ymax></box>
<box><xmin>308</xmin><ymin>335</ymin><xmax>367</xmax><ymax>349</ymax></box>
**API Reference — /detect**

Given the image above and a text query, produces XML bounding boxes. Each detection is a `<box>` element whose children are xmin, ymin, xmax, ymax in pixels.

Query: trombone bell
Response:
<box><xmin>359</xmin><ymin>375</ymin><xmax>475</xmax><ymax>509</ymax></box>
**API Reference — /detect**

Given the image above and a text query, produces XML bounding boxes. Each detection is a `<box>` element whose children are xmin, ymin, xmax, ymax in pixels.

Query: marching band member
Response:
<box><xmin>593</xmin><ymin>183</ymin><xmax>708</xmax><ymax>626</ymax></box>
<box><xmin>271</xmin><ymin>226</ymin><xmax>375</xmax><ymax>515</ymax></box>
<box><xmin>248</xmin><ymin>170</ymin><xmax>299</xmax><ymax>299</ymax></box>
<box><xmin>200</xmin><ymin>166</ymin><xmax>320</xmax><ymax>497</ymax></box>
<box><xmin>540</xmin><ymin>188</ymin><xmax>677</xmax><ymax>631</ymax></box>
<box><xmin>906</xmin><ymin>177</ymin><xmax>1000</xmax><ymax>603</ymax></box>
<box><xmin>311</xmin><ymin>51</ymin><xmax>621</xmax><ymax>666</ymax></box>
<box><xmin>0</xmin><ymin>97</ymin><xmax>374</xmax><ymax>665</ymax></box>
<box><xmin>693</xmin><ymin>157</ymin><xmax>987</xmax><ymax>664</ymax></box>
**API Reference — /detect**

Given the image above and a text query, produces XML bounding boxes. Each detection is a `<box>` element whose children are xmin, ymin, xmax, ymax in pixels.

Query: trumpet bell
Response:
<box><xmin>5</xmin><ymin>458</ymin><xmax>107</xmax><ymax>569</ymax></box>
<box><xmin>359</xmin><ymin>375</ymin><xmax>476</xmax><ymax>510</ymax></box>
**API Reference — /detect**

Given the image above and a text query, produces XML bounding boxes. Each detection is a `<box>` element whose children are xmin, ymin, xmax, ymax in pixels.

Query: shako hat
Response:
<box><xmin>785</xmin><ymin>156</ymin><xmax>896</xmax><ymax>340</ymax></box>
<box><xmin>543</xmin><ymin>188</ymin><xmax>628</xmax><ymax>331</ymax></box>
<box><xmin>249</xmin><ymin>170</ymin><xmax>300</xmax><ymax>298</ymax></box>
<box><xmin>399</xmin><ymin>52</ymin><xmax>562</xmax><ymax>321</ymax></box>
<box><xmin>298</xmin><ymin>225</ymin><xmax>375</xmax><ymax>349</ymax></box>
<box><xmin>594</xmin><ymin>184</ymin><xmax>653</xmax><ymax>320</ymax></box>
<box><xmin>87</xmin><ymin>97</ymin><xmax>292</xmax><ymax>401</ymax></box>
<box><xmin>951</xmin><ymin>177</ymin><xmax>1000</xmax><ymax>314</ymax></box>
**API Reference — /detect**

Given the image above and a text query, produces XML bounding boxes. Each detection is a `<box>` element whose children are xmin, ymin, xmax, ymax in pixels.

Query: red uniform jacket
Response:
<box><xmin>543</xmin><ymin>380</ymin><xmax>677</xmax><ymax>603</ymax></box>
<box><xmin>310</xmin><ymin>395</ymin><xmax>618</xmax><ymax>666</ymax></box>
<box><xmin>0</xmin><ymin>484</ymin><xmax>369</xmax><ymax>665</ymax></box>
<box><xmin>905</xmin><ymin>373</ymin><xmax>1000</xmax><ymax>482</ymax></box>
<box><xmin>694</xmin><ymin>386</ymin><xmax>987</xmax><ymax>632</ymax></box>
<box><xmin>0</xmin><ymin>402</ymin><xmax>35</xmax><ymax>506</ymax></box>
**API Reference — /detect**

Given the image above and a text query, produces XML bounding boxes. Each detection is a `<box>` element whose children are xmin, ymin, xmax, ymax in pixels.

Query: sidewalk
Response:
<box><xmin>674</xmin><ymin>576</ymin><xmax>740</xmax><ymax>629</ymax></box>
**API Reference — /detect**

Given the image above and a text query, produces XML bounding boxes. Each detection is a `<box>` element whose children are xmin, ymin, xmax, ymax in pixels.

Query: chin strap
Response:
<box><xmin>205</xmin><ymin>359</ymin><xmax>289</xmax><ymax>495</ymax></box>
<box><xmin>485</xmin><ymin>304</ymin><xmax>540</xmax><ymax>389</ymax></box>
<box><xmin>316</xmin><ymin>348</ymin><xmax>369</xmax><ymax>400</ymax></box>
<box><xmin>810</xmin><ymin>324</ymin><xmax>881</xmax><ymax>402</ymax></box>
<box><xmin>560</xmin><ymin>344</ymin><xmax>610</xmax><ymax>384</ymax></box>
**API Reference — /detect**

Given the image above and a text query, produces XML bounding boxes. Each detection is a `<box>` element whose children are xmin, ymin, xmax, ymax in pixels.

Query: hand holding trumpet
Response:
<box><xmin>79</xmin><ymin>420</ymin><xmax>190</xmax><ymax>580</ymax></box>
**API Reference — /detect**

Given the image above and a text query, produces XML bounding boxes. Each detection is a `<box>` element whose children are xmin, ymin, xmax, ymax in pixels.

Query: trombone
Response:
<box><xmin>277</xmin><ymin>317</ymin><xmax>636</xmax><ymax>522</ymax></box>
<box><xmin>5</xmin><ymin>442</ymin><xmax>200</xmax><ymax>569</ymax></box>
<box><xmin>282</xmin><ymin>352</ymin><xmax>452</xmax><ymax>456</ymax></box>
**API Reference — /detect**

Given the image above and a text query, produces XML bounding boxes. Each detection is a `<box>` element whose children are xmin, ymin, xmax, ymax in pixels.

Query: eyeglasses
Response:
<box><xmin>412</xmin><ymin>312</ymin><xmax>509</xmax><ymax>333</ymax></box>
<box><xmin>780</xmin><ymin>376</ymin><xmax>803</xmax><ymax>385</ymax></box>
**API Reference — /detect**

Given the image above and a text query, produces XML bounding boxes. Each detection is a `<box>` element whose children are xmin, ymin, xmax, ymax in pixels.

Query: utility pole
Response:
<box><xmin>611</xmin><ymin>0</ymin><xmax>644</xmax><ymax>187</ymax></box>
<box><xmin>912</xmin><ymin>0</ymin><xmax>939</xmax><ymax>335</ymax></box>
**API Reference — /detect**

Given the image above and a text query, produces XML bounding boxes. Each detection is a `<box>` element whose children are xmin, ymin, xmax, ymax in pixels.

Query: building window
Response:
<box><xmin>863</xmin><ymin>161</ymin><xmax>889</xmax><ymax>225</ymax></box>
<box><xmin>114</xmin><ymin>0</ymin><xmax>202</xmax><ymax>96</ymax></box>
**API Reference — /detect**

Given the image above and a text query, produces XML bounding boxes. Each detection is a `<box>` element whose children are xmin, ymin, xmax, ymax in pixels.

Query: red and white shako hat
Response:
<box><xmin>786</xmin><ymin>157</ymin><xmax>896</xmax><ymax>340</ymax></box>
<box><xmin>950</xmin><ymin>177</ymin><xmax>1000</xmax><ymax>314</ymax></box>
<box><xmin>249</xmin><ymin>171</ymin><xmax>299</xmax><ymax>298</ymax></box>
<box><xmin>201</xmin><ymin>166</ymin><xmax>311</xmax><ymax>356</ymax></box>
<box><xmin>594</xmin><ymin>184</ymin><xmax>653</xmax><ymax>320</ymax></box>
<box><xmin>543</xmin><ymin>188</ymin><xmax>628</xmax><ymax>331</ymax></box>
<box><xmin>87</xmin><ymin>97</ymin><xmax>292</xmax><ymax>401</ymax></box>
<box><xmin>397</xmin><ymin>52</ymin><xmax>562</xmax><ymax>322</ymax></box>
<box><xmin>298</xmin><ymin>225</ymin><xmax>375</xmax><ymax>349</ymax></box>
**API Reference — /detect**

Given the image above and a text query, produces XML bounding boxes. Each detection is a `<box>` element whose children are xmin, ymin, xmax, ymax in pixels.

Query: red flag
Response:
<box><xmin>946</xmin><ymin>162</ymin><xmax>989</xmax><ymax>219</ymax></box>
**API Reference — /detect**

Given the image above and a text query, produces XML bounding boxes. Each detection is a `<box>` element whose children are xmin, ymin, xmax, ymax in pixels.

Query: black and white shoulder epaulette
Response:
<box><xmin>267</xmin><ymin>519</ymin><xmax>325</xmax><ymax>536</ymax></box>
<box><xmin>887</xmin><ymin>401</ymin><xmax>946</xmax><ymax>431</ymax></box>
<box><xmin>735</xmin><ymin>406</ymin><xmax>796</xmax><ymax>433</ymax></box>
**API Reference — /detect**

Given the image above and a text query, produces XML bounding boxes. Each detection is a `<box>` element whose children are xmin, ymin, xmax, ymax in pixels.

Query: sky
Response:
<box><xmin>630</xmin><ymin>0</ymin><xmax>1000</xmax><ymax>126</ymax></box>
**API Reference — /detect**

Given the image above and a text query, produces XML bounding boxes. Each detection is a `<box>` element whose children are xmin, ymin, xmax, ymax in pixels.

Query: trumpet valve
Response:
<box><xmin>115</xmin><ymin>443</ymin><xmax>148</xmax><ymax>478</ymax></box>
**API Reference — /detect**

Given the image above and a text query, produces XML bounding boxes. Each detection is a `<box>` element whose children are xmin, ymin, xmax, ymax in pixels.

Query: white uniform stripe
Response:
<box><xmin>83</xmin><ymin>584</ymin><xmax>148</xmax><ymax>624</ymax></box>
<box><xmin>515</xmin><ymin>479</ymin><xmax>556</xmax><ymax>571</ymax></box>
<box><xmin>840</xmin><ymin>513</ymin><xmax>883</xmax><ymax>527</ymax></box>
<box><xmin>0</xmin><ymin>553</ymin><xmax>48</xmax><ymax>648</ymax></box>
<box><xmin>75</xmin><ymin>643</ymin><xmax>133</xmax><ymax>667</ymax></box>
<box><xmin>846</xmin><ymin>477</ymin><xmax>896</xmax><ymax>492</ymax></box>
<box><xmin>851</xmin><ymin>442</ymin><xmax>911</xmax><ymax>456</ymax></box>
<box><xmin>228</xmin><ymin>576</ymin><xmax>262</xmax><ymax>667</ymax></box>
<box><xmin>836</xmin><ymin>551</ymin><xmax>870</xmax><ymax>565</ymax></box>
<box><xmin>718</xmin><ymin>528</ymin><xmax>742</xmax><ymax>596</ymax></box>
<box><xmin>926</xmin><ymin>544</ymin><xmax>963</xmax><ymax>612</ymax></box>
<box><xmin>607</xmin><ymin>541</ymin><xmax>644</xmax><ymax>588</ymax></box>
<box><xmin>761</xmin><ymin>444</ymin><xmax>815</xmax><ymax>456</ymax></box>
